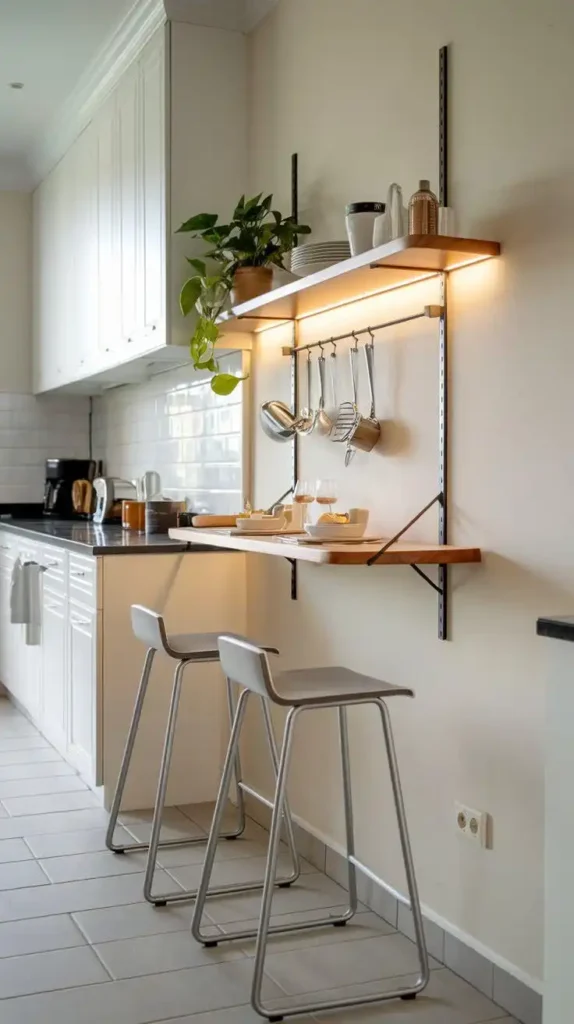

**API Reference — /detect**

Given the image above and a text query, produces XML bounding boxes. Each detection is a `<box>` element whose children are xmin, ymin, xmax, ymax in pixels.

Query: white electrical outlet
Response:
<box><xmin>455</xmin><ymin>802</ymin><xmax>489</xmax><ymax>848</ymax></box>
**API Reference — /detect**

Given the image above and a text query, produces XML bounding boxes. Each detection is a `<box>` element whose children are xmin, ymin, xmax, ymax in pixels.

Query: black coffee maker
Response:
<box><xmin>43</xmin><ymin>459</ymin><xmax>96</xmax><ymax>518</ymax></box>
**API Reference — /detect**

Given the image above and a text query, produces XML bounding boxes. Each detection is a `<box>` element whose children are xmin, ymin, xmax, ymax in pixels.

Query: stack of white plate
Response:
<box><xmin>290</xmin><ymin>241</ymin><xmax>351</xmax><ymax>277</ymax></box>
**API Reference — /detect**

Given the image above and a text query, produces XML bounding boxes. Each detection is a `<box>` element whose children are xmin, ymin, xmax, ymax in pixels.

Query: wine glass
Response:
<box><xmin>315</xmin><ymin>478</ymin><xmax>338</xmax><ymax>515</ymax></box>
<box><xmin>293</xmin><ymin>479</ymin><xmax>315</xmax><ymax>525</ymax></box>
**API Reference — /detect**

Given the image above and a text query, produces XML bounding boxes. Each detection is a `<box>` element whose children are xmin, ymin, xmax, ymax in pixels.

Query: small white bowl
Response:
<box><xmin>235</xmin><ymin>516</ymin><xmax>286</xmax><ymax>533</ymax></box>
<box><xmin>304</xmin><ymin>523</ymin><xmax>366</xmax><ymax>541</ymax></box>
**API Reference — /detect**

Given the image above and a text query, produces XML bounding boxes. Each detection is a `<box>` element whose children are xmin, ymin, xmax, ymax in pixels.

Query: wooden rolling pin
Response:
<box><xmin>191</xmin><ymin>514</ymin><xmax>238</xmax><ymax>528</ymax></box>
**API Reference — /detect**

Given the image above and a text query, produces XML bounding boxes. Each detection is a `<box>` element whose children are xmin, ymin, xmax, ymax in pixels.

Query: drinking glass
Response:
<box><xmin>293</xmin><ymin>479</ymin><xmax>315</xmax><ymax>525</ymax></box>
<box><xmin>315</xmin><ymin>478</ymin><xmax>338</xmax><ymax>515</ymax></box>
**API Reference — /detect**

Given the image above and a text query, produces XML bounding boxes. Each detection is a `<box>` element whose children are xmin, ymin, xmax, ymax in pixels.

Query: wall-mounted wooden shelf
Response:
<box><xmin>217</xmin><ymin>235</ymin><xmax>500</xmax><ymax>334</ymax></box>
<box><xmin>169</xmin><ymin>527</ymin><xmax>482</xmax><ymax>567</ymax></box>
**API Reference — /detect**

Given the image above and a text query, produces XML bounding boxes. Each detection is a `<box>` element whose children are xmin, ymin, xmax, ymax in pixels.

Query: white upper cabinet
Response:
<box><xmin>32</xmin><ymin>23</ymin><xmax>247</xmax><ymax>394</ymax></box>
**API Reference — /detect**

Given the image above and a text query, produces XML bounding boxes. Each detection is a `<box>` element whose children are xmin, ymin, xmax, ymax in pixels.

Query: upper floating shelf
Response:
<box><xmin>218</xmin><ymin>235</ymin><xmax>501</xmax><ymax>334</ymax></box>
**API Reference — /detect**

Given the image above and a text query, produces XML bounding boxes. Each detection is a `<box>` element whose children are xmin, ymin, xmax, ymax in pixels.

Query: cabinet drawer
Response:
<box><xmin>40</xmin><ymin>545</ymin><xmax>67</xmax><ymax>596</ymax></box>
<box><xmin>69</xmin><ymin>554</ymin><xmax>98</xmax><ymax>607</ymax></box>
<box><xmin>0</xmin><ymin>532</ymin><xmax>16</xmax><ymax>571</ymax></box>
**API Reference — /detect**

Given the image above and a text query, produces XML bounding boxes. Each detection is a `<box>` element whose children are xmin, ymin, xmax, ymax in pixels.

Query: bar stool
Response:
<box><xmin>105</xmin><ymin>606</ymin><xmax>300</xmax><ymax>907</ymax></box>
<box><xmin>191</xmin><ymin>636</ymin><xmax>430</xmax><ymax>1022</ymax></box>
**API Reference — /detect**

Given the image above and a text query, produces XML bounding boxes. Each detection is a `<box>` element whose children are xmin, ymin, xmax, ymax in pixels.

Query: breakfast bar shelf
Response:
<box><xmin>217</xmin><ymin>235</ymin><xmax>500</xmax><ymax>334</ymax></box>
<box><xmin>168</xmin><ymin>528</ymin><xmax>482</xmax><ymax>567</ymax></box>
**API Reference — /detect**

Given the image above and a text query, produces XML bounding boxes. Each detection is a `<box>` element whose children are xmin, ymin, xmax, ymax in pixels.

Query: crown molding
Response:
<box><xmin>28</xmin><ymin>0</ymin><xmax>166</xmax><ymax>189</ymax></box>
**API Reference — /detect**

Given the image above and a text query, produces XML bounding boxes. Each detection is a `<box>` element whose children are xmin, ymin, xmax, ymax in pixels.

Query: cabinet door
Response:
<box><xmin>140</xmin><ymin>35</ymin><xmax>166</xmax><ymax>340</ymax></box>
<box><xmin>0</xmin><ymin>567</ymin><xmax>13</xmax><ymax>690</ymax></box>
<box><xmin>117</xmin><ymin>64</ymin><xmax>141</xmax><ymax>349</ymax></box>
<box><xmin>72</xmin><ymin>124</ymin><xmax>100</xmax><ymax>377</ymax></box>
<box><xmin>68</xmin><ymin>604</ymin><xmax>101</xmax><ymax>784</ymax></box>
<box><xmin>41</xmin><ymin>591</ymin><xmax>67</xmax><ymax>752</ymax></box>
<box><xmin>97</xmin><ymin>95</ymin><xmax>122</xmax><ymax>364</ymax></box>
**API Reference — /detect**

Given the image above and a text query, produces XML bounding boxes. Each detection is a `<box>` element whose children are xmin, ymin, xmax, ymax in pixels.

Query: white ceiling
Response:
<box><xmin>0</xmin><ymin>0</ymin><xmax>278</xmax><ymax>190</ymax></box>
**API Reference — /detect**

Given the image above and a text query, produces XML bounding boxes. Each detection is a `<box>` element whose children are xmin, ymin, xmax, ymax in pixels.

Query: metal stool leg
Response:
<box><xmin>337</xmin><ymin>706</ymin><xmax>358</xmax><ymax>919</ymax></box>
<box><xmin>143</xmin><ymin>659</ymin><xmax>187</xmax><ymax>904</ymax></box>
<box><xmin>106</xmin><ymin>649</ymin><xmax>156</xmax><ymax>853</ymax></box>
<box><xmin>259</xmin><ymin>698</ymin><xmax>300</xmax><ymax>886</ymax></box>
<box><xmin>378</xmin><ymin>698</ymin><xmax>430</xmax><ymax>996</ymax></box>
<box><xmin>224</xmin><ymin>677</ymin><xmax>246</xmax><ymax>839</ymax></box>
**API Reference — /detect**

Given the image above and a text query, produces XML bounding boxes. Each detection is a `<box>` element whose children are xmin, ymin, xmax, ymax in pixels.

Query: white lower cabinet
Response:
<box><xmin>68</xmin><ymin>602</ymin><xmax>101</xmax><ymax>785</ymax></box>
<box><xmin>40</xmin><ymin>589</ymin><xmax>68</xmax><ymax>753</ymax></box>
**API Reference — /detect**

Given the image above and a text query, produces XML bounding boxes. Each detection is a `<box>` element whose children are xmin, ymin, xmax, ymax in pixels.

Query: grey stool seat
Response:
<box><xmin>191</xmin><ymin>637</ymin><xmax>429</xmax><ymax>1022</ymax></box>
<box><xmin>105</xmin><ymin>607</ymin><xmax>301</xmax><ymax>908</ymax></box>
<box><xmin>270</xmin><ymin>665</ymin><xmax>413</xmax><ymax>705</ymax></box>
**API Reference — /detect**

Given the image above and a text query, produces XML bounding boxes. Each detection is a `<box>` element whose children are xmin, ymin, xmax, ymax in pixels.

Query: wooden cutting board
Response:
<box><xmin>191</xmin><ymin>514</ymin><xmax>238</xmax><ymax>528</ymax></box>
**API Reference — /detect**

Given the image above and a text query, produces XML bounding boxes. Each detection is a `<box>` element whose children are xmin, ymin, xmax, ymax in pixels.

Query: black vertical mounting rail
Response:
<box><xmin>290</xmin><ymin>153</ymin><xmax>299</xmax><ymax>599</ymax></box>
<box><xmin>438</xmin><ymin>45</ymin><xmax>449</xmax><ymax>639</ymax></box>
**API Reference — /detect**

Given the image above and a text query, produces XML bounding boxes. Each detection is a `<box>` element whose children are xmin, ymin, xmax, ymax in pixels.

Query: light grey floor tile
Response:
<box><xmin>94</xmin><ymin>927</ymin><xmax>245</xmax><ymax>980</ymax></box>
<box><xmin>0</xmin><ymin>760</ymin><xmax>77</xmax><ymax>781</ymax></box>
<box><xmin>0</xmin><ymin>724</ymin><xmax>39</xmax><ymax>739</ymax></box>
<box><xmin>0</xmin><ymin>837</ymin><xmax>33</xmax><ymax>863</ymax></box>
<box><xmin>492</xmin><ymin>967</ymin><xmax>542</xmax><ymax>1024</ymax></box>
<box><xmin>121</xmin><ymin>807</ymin><xmax>206</xmax><ymax>844</ymax></box>
<box><xmin>0</xmin><ymin>804</ymin><xmax>7</xmax><ymax>818</ymax></box>
<box><xmin>204</xmin><ymin>871</ymin><xmax>350</xmax><ymax>926</ymax></box>
<box><xmin>25</xmin><ymin>825</ymin><xmax>132</xmax><ymax>859</ymax></box>
<box><xmin>444</xmin><ymin>933</ymin><xmax>493</xmax><ymax>998</ymax></box>
<box><xmin>0</xmin><ymin>944</ymin><xmax>108</xmax><ymax>998</ymax></box>
<box><xmin>165</xmin><ymin>851</ymin><xmax>312</xmax><ymax>893</ymax></box>
<box><xmin>397</xmin><ymin>903</ymin><xmax>445</xmax><ymax>963</ymax></box>
<box><xmin>310</xmin><ymin>967</ymin><xmax>509</xmax><ymax>1022</ymax></box>
<box><xmin>0</xmin><ymin>958</ymin><xmax>283</xmax><ymax>1024</ymax></box>
<box><xmin>0</xmin><ymin>748</ymin><xmax>63</xmax><ymax>766</ymax></box>
<box><xmin>40</xmin><ymin>850</ymin><xmax>150</xmax><ymax>883</ymax></box>
<box><xmin>238</xmin><ymin>910</ymin><xmax>392</xmax><ymax>956</ymax></box>
<box><xmin>157</xmin><ymin>835</ymin><xmax>269</xmax><ymax>869</ymax></box>
<box><xmin>147</xmin><ymin>1009</ymin><xmax>315</xmax><ymax>1024</ymax></box>
<box><xmin>0</xmin><ymin>806</ymin><xmax>110</xmax><ymax>839</ymax></box>
<box><xmin>0</xmin><ymin>859</ymin><xmax>50</xmax><ymax>890</ymax></box>
<box><xmin>0</xmin><ymin>913</ymin><xmax>86</xmax><ymax>957</ymax></box>
<box><xmin>73</xmin><ymin>900</ymin><xmax>196</xmax><ymax>944</ymax></box>
<box><xmin>264</xmin><ymin>932</ymin><xmax>438</xmax><ymax>996</ymax></box>
<box><xmin>0</xmin><ymin>868</ymin><xmax>178</xmax><ymax>921</ymax></box>
<box><xmin>0</xmin><ymin>774</ymin><xmax>88</xmax><ymax>799</ymax></box>
<box><xmin>0</xmin><ymin>736</ymin><xmax>50</xmax><ymax>751</ymax></box>
<box><xmin>1</xmin><ymin>790</ymin><xmax>100</xmax><ymax>816</ymax></box>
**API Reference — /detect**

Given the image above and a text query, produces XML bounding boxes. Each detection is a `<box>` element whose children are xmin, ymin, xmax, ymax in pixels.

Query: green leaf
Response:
<box><xmin>294</xmin><ymin>223</ymin><xmax>312</xmax><ymax>234</ymax></box>
<box><xmin>203</xmin><ymin>319</ymin><xmax>219</xmax><ymax>344</ymax></box>
<box><xmin>261</xmin><ymin>194</ymin><xmax>273</xmax><ymax>212</ymax></box>
<box><xmin>233</xmin><ymin>195</ymin><xmax>246</xmax><ymax>219</ymax></box>
<box><xmin>244</xmin><ymin>193</ymin><xmax>263</xmax><ymax>213</ymax></box>
<box><xmin>176</xmin><ymin>213</ymin><xmax>218</xmax><ymax>233</ymax></box>
<box><xmin>210</xmin><ymin>373</ymin><xmax>246</xmax><ymax>396</ymax></box>
<box><xmin>186</xmin><ymin>257</ymin><xmax>207</xmax><ymax>276</ymax></box>
<box><xmin>197</xmin><ymin>356</ymin><xmax>220</xmax><ymax>372</ymax></box>
<box><xmin>180</xmin><ymin>277</ymin><xmax>202</xmax><ymax>316</ymax></box>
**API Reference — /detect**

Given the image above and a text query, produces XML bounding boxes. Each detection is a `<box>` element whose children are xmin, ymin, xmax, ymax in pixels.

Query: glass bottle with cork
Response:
<box><xmin>408</xmin><ymin>180</ymin><xmax>439</xmax><ymax>235</ymax></box>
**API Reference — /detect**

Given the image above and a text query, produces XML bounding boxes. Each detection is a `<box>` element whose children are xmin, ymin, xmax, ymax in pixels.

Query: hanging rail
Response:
<box><xmin>283</xmin><ymin>305</ymin><xmax>442</xmax><ymax>356</ymax></box>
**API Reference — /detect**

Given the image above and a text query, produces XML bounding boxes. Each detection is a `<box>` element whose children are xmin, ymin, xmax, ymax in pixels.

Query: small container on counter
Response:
<box><xmin>122</xmin><ymin>500</ymin><xmax>146</xmax><ymax>532</ymax></box>
<box><xmin>408</xmin><ymin>180</ymin><xmax>439</xmax><ymax>235</ymax></box>
<box><xmin>145</xmin><ymin>500</ymin><xmax>185</xmax><ymax>534</ymax></box>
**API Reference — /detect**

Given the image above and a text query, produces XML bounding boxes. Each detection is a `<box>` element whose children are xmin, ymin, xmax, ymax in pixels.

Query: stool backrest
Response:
<box><xmin>131</xmin><ymin>604</ymin><xmax>168</xmax><ymax>652</ymax></box>
<box><xmin>218</xmin><ymin>635</ymin><xmax>276</xmax><ymax>700</ymax></box>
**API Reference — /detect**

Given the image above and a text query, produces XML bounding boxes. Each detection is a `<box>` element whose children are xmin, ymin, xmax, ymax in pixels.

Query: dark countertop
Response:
<box><xmin>0</xmin><ymin>518</ymin><xmax>218</xmax><ymax>556</ymax></box>
<box><xmin>537</xmin><ymin>616</ymin><xmax>574</xmax><ymax>643</ymax></box>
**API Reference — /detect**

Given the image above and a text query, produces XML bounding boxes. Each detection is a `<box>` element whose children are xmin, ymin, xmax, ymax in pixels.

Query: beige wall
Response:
<box><xmin>0</xmin><ymin>191</ymin><xmax>31</xmax><ymax>392</ymax></box>
<box><xmin>243</xmin><ymin>0</ymin><xmax>574</xmax><ymax>986</ymax></box>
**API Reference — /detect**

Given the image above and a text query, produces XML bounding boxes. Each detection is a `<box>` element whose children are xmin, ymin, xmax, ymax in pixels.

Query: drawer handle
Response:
<box><xmin>45</xmin><ymin>560</ymin><xmax>60</xmax><ymax>568</ymax></box>
<box><xmin>71</xmin><ymin>570</ymin><xmax>86</xmax><ymax>577</ymax></box>
<box><xmin>44</xmin><ymin>600</ymin><xmax>62</xmax><ymax>612</ymax></box>
<box><xmin>70</xmin><ymin>613</ymin><xmax>90</xmax><ymax>626</ymax></box>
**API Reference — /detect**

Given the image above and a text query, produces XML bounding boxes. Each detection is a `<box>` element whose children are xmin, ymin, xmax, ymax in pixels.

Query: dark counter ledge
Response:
<box><xmin>0</xmin><ymin>518</ymin><xmax>221</xmax><ymax>556</ymax></box>
<box><xmin>537</xmin><ymin>616</ymin><xmax>574</xmax><ymax>643</ymax></box>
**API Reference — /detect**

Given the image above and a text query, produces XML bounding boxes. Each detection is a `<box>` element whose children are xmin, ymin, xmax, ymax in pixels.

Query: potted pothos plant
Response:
<box><xmin>177</xmin><ymin>193</ymin><xmax>311</xmax><ymax>395</ymax></box>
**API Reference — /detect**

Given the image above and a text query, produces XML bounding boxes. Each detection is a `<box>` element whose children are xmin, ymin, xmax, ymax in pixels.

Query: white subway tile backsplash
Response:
<box><xmin>92</xmin><ymin>355</ymin><xmax>245</xmax><ymax>515</ymax></box>
<box><xmin>0</xmin><ymin>393</ymin><xmax>90</xmax><ymax>505</ymax></box>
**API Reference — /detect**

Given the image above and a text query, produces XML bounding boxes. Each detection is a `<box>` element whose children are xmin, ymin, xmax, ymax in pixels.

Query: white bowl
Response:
<box><xmin>235</xmin><ymin>517</ymin><xmax>286</xmax><ymax>533</ymax></box>
<box><xmin>304</xmin><ymin>523</ymin><xmax>366</xmax><ymax>541</ymax></box>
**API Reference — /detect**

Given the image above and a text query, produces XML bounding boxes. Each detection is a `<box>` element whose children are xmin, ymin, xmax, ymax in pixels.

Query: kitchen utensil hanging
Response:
<box><xmin>294</xmin><ymin>351</ymin><xmax>315</xmax><ymax>435</ymax></box>
<box><xmin>332</xmin><ymin>331</ymin><xmax>380</xmax><ymax>464</ymax></box>
<box><xmin>314</xmin><ymin>345</ymin><xmax>333</xmax><ymax>436</ymax></box>
<box><xmin>260</xmin><ymin>400</ymin><xmax>297</xmax><ymax>442</ymax></box>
